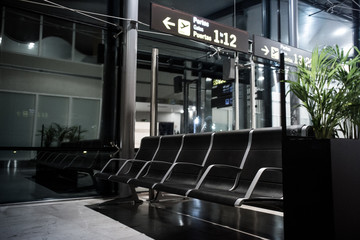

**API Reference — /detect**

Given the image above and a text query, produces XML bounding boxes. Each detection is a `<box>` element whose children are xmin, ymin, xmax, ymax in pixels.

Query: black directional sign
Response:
<box><xmin>253</xmin><ymin>35</ymin><xmax>312</xmax><ymax>67</ymax></box>
<box><xmin>151</xmin><ymin>3</ymin><xmax>249</xmax><ymax>53</ymax></box>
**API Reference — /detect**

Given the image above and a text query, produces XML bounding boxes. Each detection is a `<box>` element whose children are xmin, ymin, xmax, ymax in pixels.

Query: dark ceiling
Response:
<box><xmin>2</xmin><ymin>0</ymin><xmax>358</xmax><ymax>29</ymax></box>
<box><xmin>302</xmin><ymin>0</ymin><xmax>360</xmax><ymax>21</ymax></box>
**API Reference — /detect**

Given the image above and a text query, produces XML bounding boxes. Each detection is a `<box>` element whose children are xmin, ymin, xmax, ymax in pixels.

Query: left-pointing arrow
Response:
<box><xmin>163</xmin><ymin>17</ymin><xmax>175</xmax><ymax>30</ymax></box>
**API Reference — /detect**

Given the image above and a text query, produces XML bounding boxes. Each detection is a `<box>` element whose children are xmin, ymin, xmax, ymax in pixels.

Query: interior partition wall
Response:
<box><xmin>0</xmin><ymin>6</ymin><xmax>104</xmax><ymax>158</ymax></box>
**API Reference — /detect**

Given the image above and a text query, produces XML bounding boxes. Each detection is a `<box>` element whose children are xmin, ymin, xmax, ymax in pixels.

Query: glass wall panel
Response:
<box><xmin>35</xmin><ymin>95</ymin><xmax>69</xmax><ymax>147</ymax></box>
<box><xmin>71</xmin><ymin>98</ymin><xmax>101</xmax><ymax>140</ymax></box>
<box><xmin>74</xmin><ymin>24</ymin><xmax>102</xmax><ymax>64</ymax></box>
<box><xmin>3</xmin><ymin>8</ymin><xmax>40</xmax><ymax>55</ymax></box>
<box><xmin>0</xmin><ymin>92</ymin><xmax>35</xmax><ymax>147</ymax></box>
<box><xmin>41</xmin><ymin>16</ymin><xmax>73</xmax><ymax>60</ymax></box>
<box><xmin>298</xmin><ymin>1</ymin><xmax>353</xmax><ymax>52</ymax></box>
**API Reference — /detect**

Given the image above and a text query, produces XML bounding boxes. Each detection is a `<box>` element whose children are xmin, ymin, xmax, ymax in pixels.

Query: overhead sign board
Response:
<box><xmin>253</xmin><ymin>35</ymin><xmax>312</xmax><ymax>67</ymax></box>
<box><xmin>151</xmin><ymin>3</ymin><xmax>249</xmax><ymax>53</ymax></box>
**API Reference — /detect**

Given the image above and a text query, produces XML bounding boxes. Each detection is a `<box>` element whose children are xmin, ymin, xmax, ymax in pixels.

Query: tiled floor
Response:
<box><xmin>0</xmin><ymin>198</ymin><xmax>153</xmax><ymax>240</ymax></box>
<box><xmin>0</xmin><ymin>162</ymin><xmax>283</xmax><ymax>240</ymax></box>
<box><xmin>0</xmin><ymin>163</ymin><xmax>99</xmax><ymax>204</ymax></box>
<box><xmin>0</xmin><ymin>195</ymin><xmax>283</xmax><ymax>240</ymax></box>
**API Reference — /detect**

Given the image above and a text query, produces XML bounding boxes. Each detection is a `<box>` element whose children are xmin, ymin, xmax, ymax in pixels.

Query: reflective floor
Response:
<box><xmin>0</xmin><ymin>160</ymin><xmax>283</xmax><ymax>240</ymax></box>
<box><xmin>88</xmin><ymin>194</ymin><xmax>284</xmax><ymax>240</ymax></box>
<box><xmin>0</xmin><ymin>160</ymin><xmax>99</xmax><ymax>204</ymax></box>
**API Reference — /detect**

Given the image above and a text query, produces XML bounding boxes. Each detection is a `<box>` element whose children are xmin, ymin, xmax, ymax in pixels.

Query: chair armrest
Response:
<box><xmin>99</xmin><ymin>158</ymin><xmax>130</xmax><ymax>173</ymax></box>
<box><xmin>114</xmin><ymin>158</ymin><xmax>149</xmax><ymax>175</ymax></box>
<box><xmin>133</xmin><ymin>160</ymin><xmax>173</xmax><ymax>179</ymax></box>
<box><xmin>159</xmin><ymin>162</ymin><xmax>203</xmax><ymax>183</ymax></box>
<box><xmin>100</xmin><ymin>158</ymin><xmax>148</xmax><ymax>173</ymax></box>
<box><xmin>194</xmin><ymin>164</ymin><xmax>242</xmax><ymax>190</ymax></box>
<box><xmin>233</xmin><ymin>167</ymin><xmax>282</xmax><ymax>206</ymax></box>
<box><xmin>244</xmin><ymin>167</ymin><xmax>282</xmax><ymax>199</ymax></box>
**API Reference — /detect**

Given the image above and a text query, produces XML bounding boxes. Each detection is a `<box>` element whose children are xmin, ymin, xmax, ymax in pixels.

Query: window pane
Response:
<box><xmin>41</xmin><ymin>16</ymin><xmax>73</xmax><ymax>60</ymax></box>
<box><xmin>36</xmin><ymin>95</ymin><xmax>69</xmax><ymax>147</ymax></box>
<box><xmin>3</xmin><ymin>8</ymin><xmax>39</xmax><ymax>55</ymax></box>
<box><xmin>75</xmin><ymin>24</ymin><xmax>102</xmax><ymax>64</ymax></box>
<box><xmin>71</xmin><ymin>98</ymin><xmax>100</xmax><ymax>140</ymax></box>
<box><xmin>0</xmin><ymin>92</ymin><xmax>35</xmax><ymax>147</ymax></box>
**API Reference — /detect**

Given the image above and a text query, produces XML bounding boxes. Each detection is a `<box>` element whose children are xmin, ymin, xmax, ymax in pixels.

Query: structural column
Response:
<box><xmin>288</xmin><ymin>0</ymin><xmax>300</xmax><ymax>125</ymax></box>
<box><xmin>120</xmin><ymin>0</ymin><xmax>138</xmax><ymax>159</ymax></box>
<box><xmin>288</xmin><ymin>0</ymin><xmax>298</xmax><ymax>47</ymax></box>
<box><xmin>150</xmin><ymin>48</ymin><xmax>159</xmax><ymax>136</ymax></box>
<box><xmin>100</xmin><ymin>0</ymin><xmax>120</xmax><ymax>145</ymax></box>
<box><xmin>353</xmin><ymin>0</ymin><xmax>360</xmax><ymax>50</ymax></box>
<box><xmin>261</xmin><ymin>0</ymin><xmax>272</xmax><ymax>127</ymax></box>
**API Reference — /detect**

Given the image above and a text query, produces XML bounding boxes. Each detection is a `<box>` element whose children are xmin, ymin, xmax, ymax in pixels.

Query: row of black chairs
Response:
<box><xmin>36</xmin><ymin>140</ymin><xmax>110</xmax><ymax>189</ymax></box>
<box><xmin>95</xmin><ymin>126</ymin><xmax>306</xmax><ymax>208</ymax></box>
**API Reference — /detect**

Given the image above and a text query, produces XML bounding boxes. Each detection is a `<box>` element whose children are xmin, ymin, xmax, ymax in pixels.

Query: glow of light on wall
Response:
<box><xmin>28</xmin><ymin>42</ymin><xmax>35</xmax><ymax>49</ymax></box>
<box><xmin>333</xmin><ymin>27</ymin><xmax>347</xmax><ymax>37</ymax></box>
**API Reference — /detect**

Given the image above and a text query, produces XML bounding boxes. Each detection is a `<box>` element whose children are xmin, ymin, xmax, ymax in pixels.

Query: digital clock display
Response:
<box><xmin>151</xmin><ymin>3</ymin><xmax>249</xmax><ymax>53</ymax></box>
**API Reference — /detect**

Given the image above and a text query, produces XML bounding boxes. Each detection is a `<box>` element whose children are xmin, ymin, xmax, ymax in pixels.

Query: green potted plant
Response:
<box><xmin>41</xmin><ymin>124</ymin><xmax>57</xmax><ymax>147</ymax></box>
<box><xmin>331</xmin><ymin>46</ymin><xmax>360</xmax><ymax>139</ymax></box>
<box><xmin>286</xmin><ymin>45</ymin><xmax>360</xmax><ymax>139</ymax></box>
<box><xmin>283</xmin><ymin>45</ymin><xmax>360</xmax><ymax>239</ymax></box>
<box><xmin>66</xmin><ymin>125</ymin><xmax>87</xmax><ymax>142</ymax></box>
<box><xmin>39</xmin><ymin>123</ymin><xmax>87</xmax><ymax>147</ymax></box>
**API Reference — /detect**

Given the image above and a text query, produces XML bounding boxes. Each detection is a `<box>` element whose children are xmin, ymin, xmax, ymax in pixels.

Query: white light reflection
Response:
<box><xmin>28</xmin><ymin>42</ymin><xmax>35</xmax><ymax>49</ymax></box>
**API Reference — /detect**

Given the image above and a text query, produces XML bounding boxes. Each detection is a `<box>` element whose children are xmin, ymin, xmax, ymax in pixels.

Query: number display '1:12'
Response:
<box><xmin>213</xmin><ymin>30</ymin><xmax>237</xmax><ymax>48</ymax></box>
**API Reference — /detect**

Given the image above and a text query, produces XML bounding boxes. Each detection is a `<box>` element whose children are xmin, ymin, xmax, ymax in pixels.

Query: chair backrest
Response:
<box><xmin>197</xmin><ymin>129</ymin><xmax>252</xmax><ymax>189</ymax></box>
<box><xmin>175</xmin><ymin>132</ymin><xmax>213</xmax><ymax>165</ymax></box>
<box><xmin>134</xmin><ymin>136</ymin><xmax>161</xmax><ymax>161</ymax></box>
<box><xmin>204</xmin><ymin>129</ymin><xmax>251</xmax><ymax>167</ymax></box>
<box><xmin>235</xmin><ymin>127</ymin><xmax>282</xmax><ymax>196</ymax></box>
<box><xmin>151</xmin><ymin>135</ymin><xmax>184</xmax><ymax>163</ymax></box>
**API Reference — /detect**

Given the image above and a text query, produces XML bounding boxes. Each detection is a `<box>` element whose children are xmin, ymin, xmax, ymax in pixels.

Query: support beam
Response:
<box><xmin>234</xmin><ymin>53</ymin><xmax>240</xmax><ymax>130</ymax></box>
<box><xmin>120</xmin><ymin>0</ymin><xmax>138</xmax><ymax>159</ymax></box>
<box><xmin>150</xmin><ymin>48</ymin><xmax>159</xmax><ymax>136</ymax></box>
<box><xmin>288</xmin><ymin>0</ymin><xmax>298</xmax><ymax>47</ymax></box>
<box><xmin>289</xmin><ymin>0</ymin><xmax>300</xmax><ymax>125</ymax></box>
<box><xmin>353</xmin><ymin>0</ymin><xmax>360</xmax><ymax>50</ymax></box>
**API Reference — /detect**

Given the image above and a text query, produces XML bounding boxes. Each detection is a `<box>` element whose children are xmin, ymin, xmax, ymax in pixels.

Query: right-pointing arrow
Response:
<box><xmin>163</xmin><ymin>17</ymin><xmax>175</xmax><ymax>30</ymax></box>
<box><xmin>261</xmin><ymin>45</ymin><xmax>269</xmax><ymax>55</ymax></box>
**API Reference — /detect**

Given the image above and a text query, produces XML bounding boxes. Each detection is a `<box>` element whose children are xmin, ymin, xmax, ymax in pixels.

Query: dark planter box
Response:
<box><xmin>283</xmin><ymin>138</ymin><xmax>360</xmax><ymax>239</ymax></box>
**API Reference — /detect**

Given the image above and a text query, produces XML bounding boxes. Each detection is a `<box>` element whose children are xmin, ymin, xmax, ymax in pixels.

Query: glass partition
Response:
<box><xmin>0</xmin><ymin>92</ymin><xmax>36</xmax><ymax>147</ymax></box>
<box><xmin>3</xmin><ymin>8</ymin><xmax>40</xmax><ymax>55</ymax></box>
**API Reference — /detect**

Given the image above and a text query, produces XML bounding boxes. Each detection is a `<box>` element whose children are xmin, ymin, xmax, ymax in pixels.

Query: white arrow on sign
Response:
<box><xmin>261</xmin><ymin>45</ymin><xmax>269</xmax><ymax>56</ymax></box>
<box><xmin>163</xmin><ymin>17</ymin><xmax>175</xmax><ymax>30</ymax></box>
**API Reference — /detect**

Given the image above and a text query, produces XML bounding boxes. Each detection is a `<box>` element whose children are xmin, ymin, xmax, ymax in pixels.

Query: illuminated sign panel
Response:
<box><xmin>151</xmin><ymin>3</ymin><xmax>249</xmax><ymax>53</ymax></box>
<box><xmin>211</xmin><ymin>80</ymin><xmax>233</xmax><ymax>108</ymax></box>
<box><xmin>253</xmin><ymin>35</ymin><xmax>312</xmax><ymax>67</ymax></box>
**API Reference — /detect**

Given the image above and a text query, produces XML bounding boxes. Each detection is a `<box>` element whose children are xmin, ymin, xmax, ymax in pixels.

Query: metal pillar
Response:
<box><xmin>196</xmin><ymin>63</ymin><xmax>202</xmax><ymax>132</ymax></box>
<box><xmin>120</xmin><ymin>0</ymin><xmax>138</xmax><ymax>159</ymax></box>
<box><xmin>261</xmin><ymin>0</ymin><xmax>272</xmax><ymax>127</ymax></box>
<box><xmin>289</xmin><ymin>0</ymin><xmax>300</xmax><ymax>125</ymax></box>
<box><xmin>250</xmin><ymin>57</ymin><xmax>256</xmax><ymax>129</ymax></box>
<box><xmin>100</xmin><ymin>0</ymin><xmax>120</xmax><ymax>145</ymax></box>
<box><xmin>288</xmin><ymin>0</ymin><xmax>298</xmax><ymax>47</ymax></box>
<box><xmin>183</xmin><ymin>62</ymin><xmax>189</xmax><ymax>134</ymax></box>
<box><xmin>262</xmin><ymin>0</ymin><xmax>271</xmax><ymax>38</ymax></box>
<box><xmin>353</xmin><ymin>0</ymin><xmax>360</xmax><ymax>50</ymax></box>
<box><xmin>234</xmin><ymin>53</ymin><xmax>240</xmax><ymax>130</ymax></box>
<box><xmin>150</xmin><ymin>48</ymin><xmax>159</xmax><ymax>136</ymax></box>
